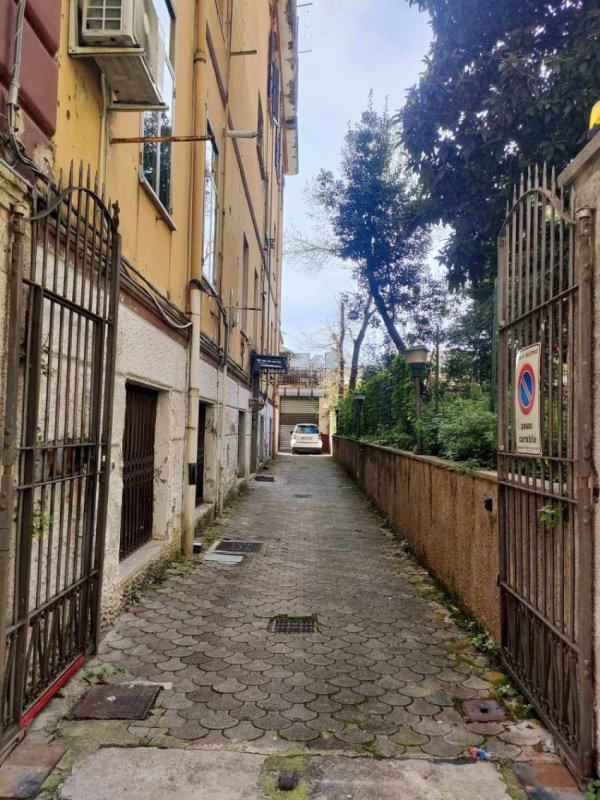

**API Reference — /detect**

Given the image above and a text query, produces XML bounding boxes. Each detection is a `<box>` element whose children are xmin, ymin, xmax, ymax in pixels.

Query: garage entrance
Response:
<box><xmin>278</xmin><ymin>396</ymin><xmax>320</xmax><ymax>453</ymax></box>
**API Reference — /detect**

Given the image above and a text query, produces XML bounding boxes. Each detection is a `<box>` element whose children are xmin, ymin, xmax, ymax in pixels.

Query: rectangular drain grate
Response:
<box><xmin>269</xmin><ymin>615</ymin><xmax>317</xmax><ymax>634</ymax></box>
<box><xmin>215</xmin><ymin>540</ymin><xmax>262</xmax><ymax>553</ymax></box>
<box><xmin>71</xmin><ymin>683</ymin><xmax>160</xmax><ymax>720</ymax></box>
<box><xmin>255</xmin><ymin>475</ymin><xmax>275</xmax><ymax>482</ymax></box>
<box><xmin>461</xmin><ymin>699</ymin><xmax>507</xmax><ymax>723</ymax></box>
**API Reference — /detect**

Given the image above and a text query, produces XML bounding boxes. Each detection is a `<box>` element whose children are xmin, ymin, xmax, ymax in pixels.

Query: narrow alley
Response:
<box><xmin>30</xmin><ymin>456</ymin><xmax>563</xmax><ymax>799</ymax></box>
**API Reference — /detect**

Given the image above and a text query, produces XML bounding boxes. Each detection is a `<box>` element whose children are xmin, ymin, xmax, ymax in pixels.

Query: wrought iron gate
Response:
<box><xmin>497</xmin><ymin>167</ymin><xmax>594</xmax><ymax>780</ymax></box>
<box><xmin>0</xmin><ymin>167</ymin><xmax>121</xmax><ymax>754</ymax></box>
<box><xmin>119</xmin><ymin>385</ymin><xmax>157</xmax><ymax>559</ymax></box>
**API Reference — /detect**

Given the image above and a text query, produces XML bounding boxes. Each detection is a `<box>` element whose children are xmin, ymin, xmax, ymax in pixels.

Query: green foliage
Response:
<box><xmin>339</xmin><ymin>356</ymin><xmax>497</xmax><ymax>469</ymax></box>
<box><xmin>312</xmin><ymin>95</ymin><xmax>431</xmax><ymax>351</ymax></box>
<box><xmin>538</xmin><ymin>504</ymin><xmax>564</xmax><ymax>529</ymax></box>
<box><xmin>586</xmin><ymin>779</ymin><xmax>600</xmax><ymax>800</ymax></box>
<box><xmin>32</xmin><ymin>500</ymin><xmax>54</xmax><ymax>540</ymax></box>
<box><xmin>436</xmin><ymin>397</ymin><xmax>497</xmax><ymax>468</ymax></box>
<box><xmin>400</xmin><ymin>0</ymin><xmax>600</xmax><ymax>289</ymax></box>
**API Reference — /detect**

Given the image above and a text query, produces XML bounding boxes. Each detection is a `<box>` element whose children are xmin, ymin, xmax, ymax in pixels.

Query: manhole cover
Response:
<box><xmin>255</xmin><ymin>475</ymin><xmax>275</xmax><ymax>482</ymax></box>
<box><xmin>461</xmin><ymin>699</ymin><xmax>507</xmax><ymax>722</ymax></box>
<box><xmin>215</xmin><ymin>540</ymin><xmax>262</xmax><ymax>553</ymax></box>
<box><xmin>269</xmin><ymin>615</ymin><xmax>317</xmax><ymax>634</ymax></box>
<box><xmin>71</xmin><ymin>683</ymin><xmax>160</xmax><ymax>720</ymax></box>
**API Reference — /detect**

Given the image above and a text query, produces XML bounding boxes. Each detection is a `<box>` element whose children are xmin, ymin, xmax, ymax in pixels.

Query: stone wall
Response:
<box><xmin>333</xmin><ymin>437</ymin><xmax>500</xmax><ymax>639</ymax></box>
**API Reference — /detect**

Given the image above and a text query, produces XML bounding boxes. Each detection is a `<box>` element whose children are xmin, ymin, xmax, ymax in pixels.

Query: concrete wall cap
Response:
<box><xmin>332</xmin><ymin>435</ymin><xmax>498</xmax><ymax>483</ymax></box>
<box><xmin>558</xmin><ymin>134</ymin><xmax>600</xmax><ymax>188</ymax></box>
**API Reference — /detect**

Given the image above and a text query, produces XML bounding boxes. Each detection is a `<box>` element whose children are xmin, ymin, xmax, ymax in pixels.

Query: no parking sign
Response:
<box><xmin>515</xmin><ymin>343</ymin><xmax>542</xmax><ymax>455</ymax></box>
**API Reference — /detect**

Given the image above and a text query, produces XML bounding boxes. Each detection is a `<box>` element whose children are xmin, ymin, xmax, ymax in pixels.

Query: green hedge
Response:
<box><xmin>337</xmin><ymin>355</ymin><xmax>497</xmax><ymax>469</ymax></box>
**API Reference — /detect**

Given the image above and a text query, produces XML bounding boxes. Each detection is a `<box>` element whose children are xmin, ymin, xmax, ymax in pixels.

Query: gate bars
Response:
<box><xmin>497</xmin><ymin>165</ymin><xmax>594</xmax><ymax>781</ymax></box>
<box><xmin>0</xmin><ymin>165</ymin><xmax>121</xmax><ymax>753</ymax></box>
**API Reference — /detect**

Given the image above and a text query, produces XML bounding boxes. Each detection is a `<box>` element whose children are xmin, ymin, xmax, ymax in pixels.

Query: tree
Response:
<box><xmin>400</xmin><ymin>0</ymin><xmax>600</xmax><ymax>289</ymax></box>
<box><xmin>313</xmin><ymin>97</ymin><xmax>431</xmax><ymax>352</ymax></box>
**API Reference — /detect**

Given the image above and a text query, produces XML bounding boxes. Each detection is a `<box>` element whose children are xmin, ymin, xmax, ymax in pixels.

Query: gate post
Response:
<box><xmin>0</xmin><ymin>205</ymin><xmax>27</xmax><ymax>751</ymax></box>
<box><xmin>576</xmin><ymin>206</ymin><xmax>595</xmax><ymax>777</ymax></box>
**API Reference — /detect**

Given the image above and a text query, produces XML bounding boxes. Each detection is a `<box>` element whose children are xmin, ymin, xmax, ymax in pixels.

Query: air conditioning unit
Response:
<box><xmin>81</xmin><ymin>0</ymin><xmax>136</xmax><ymax>46</ymax></box>
<box><xmin>81</xmin><ymin>0</ymin><xmax>166</xmax><ymax>106</ymax></box>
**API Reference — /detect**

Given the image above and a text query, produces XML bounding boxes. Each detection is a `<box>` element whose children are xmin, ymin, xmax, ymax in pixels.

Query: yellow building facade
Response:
<box><xmin>0</xmin><ymin>0</ymin><xmax>299</xmax><ymax>628</ymax></box>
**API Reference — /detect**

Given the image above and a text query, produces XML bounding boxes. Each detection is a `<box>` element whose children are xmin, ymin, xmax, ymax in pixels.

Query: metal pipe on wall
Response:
<box><xmin>182</xmin><ymin>0</ymin><xmax>208</xmax><ymax>556</ymax></box>
<box><xmin>214</xmin><ymin>0</ymin><xmax>235</xmax><ymax>516</ymax></box>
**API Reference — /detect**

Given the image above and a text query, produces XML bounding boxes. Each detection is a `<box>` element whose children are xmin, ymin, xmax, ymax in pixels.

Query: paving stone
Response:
<box><xmin>230</xmin><ymin>703</ymin><xmax>268</xmax><ymax>722</ymax></box>
<box><xmin>234</xmin><ymin>686</ymin><xmax>269</xmax><ymax>702</ymax></box>
<box><xmin>279</xmin><ymin>722</ymin><xmax>321</xmax><ymax>741</ymax></box>
<box><xmin>254</xmin><ymin>712</ymin><xmax>292</xmax><ymax>731</ymax></box>
<box><xmin>422</xmin><ymin>736</ymin><xmax>466</xmax><ymax>758</ymax></box>
<box><xmin>257</xmin><ymin>695</ymin><xmax>292</xmax><ymax>712</ymax></box>
<box><xmin>168</xmin><ymin>722</ymin><xmax>210</xmax><ymax>741</ymax></box>
<box><xmin>83</xmin><ymin>455</ymin><xmax>554</xmax><ymax>765</ymax></box>
<box><xmin>198</xmin><ymin>711</ymin><xmax>239</xmax><ymax>730</ymax></box>
<box><xmin>282</xmin><ymin>704</ymin><xmax>318</xmax><ymax>722</ymax></box>
<box><xmin>391</xmin><ymin>727</ymin><xmax>429</xmax><ymax>747</ymax></box>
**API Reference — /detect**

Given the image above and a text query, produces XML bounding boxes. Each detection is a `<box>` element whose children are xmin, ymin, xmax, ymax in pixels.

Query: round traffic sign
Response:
<box><xmin>517</xmin><ymin>363</ymin><xmax>536</xmax><ymax>415</ymax></box>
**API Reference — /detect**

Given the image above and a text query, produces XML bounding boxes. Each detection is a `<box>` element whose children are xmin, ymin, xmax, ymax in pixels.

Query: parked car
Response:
<box><xmin>291</xmin><ymin>423</ymin><xmax>323</xmax><ymax>454</ymax></box>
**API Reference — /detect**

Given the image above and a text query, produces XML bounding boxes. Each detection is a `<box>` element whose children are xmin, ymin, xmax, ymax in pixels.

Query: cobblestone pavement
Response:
<box><xmin>75</xmin><ymin>454</ymin><xmax>554</xmax><ymax>763</ymax></box>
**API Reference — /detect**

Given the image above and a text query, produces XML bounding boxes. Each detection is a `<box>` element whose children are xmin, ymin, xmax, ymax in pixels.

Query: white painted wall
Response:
<box><xmin>103</xmin><ymin>303</ymin><xmax>188</xmax><ymax>611</ymax></box>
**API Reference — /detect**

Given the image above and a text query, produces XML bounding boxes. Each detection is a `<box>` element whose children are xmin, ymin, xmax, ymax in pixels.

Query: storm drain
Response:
<box><xmin>215</xmin><ymin>540</ymin><xmax>262</xmax><ymax>553</ymax></box>
<box><xmin>255</xmin><ymin>475</ymin><xmax>275</xmax><ymax>483</ymax></box>
<box><xmin>269</xmin><ymin>615</ymin><xmax>317</xmax><ymax>634</ymax></box>
<box><xmin>461</xmin><ymin>699</ymin><xmax>507</xmax><ymax>723</ymax></box>
<box><xmin>294</xmin><ymin>494</ymin><xmax>311</xmax><ymax>499</ymax></box>
<box><xmin>71</xmin><ymin>683</ymin><xmax>160</xmax><ymax>720</ymax></box>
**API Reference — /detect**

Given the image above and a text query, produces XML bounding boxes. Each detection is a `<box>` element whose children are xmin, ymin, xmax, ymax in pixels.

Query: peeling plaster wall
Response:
<box><xmin>101</xmin><ymin>303</ymin><xmax>188</xmax><ymax>619</ymax></box>
<box><xmin>198</xmin><ymin>358</ymin><xmax>252</xmax><ymax>506</ymax></box>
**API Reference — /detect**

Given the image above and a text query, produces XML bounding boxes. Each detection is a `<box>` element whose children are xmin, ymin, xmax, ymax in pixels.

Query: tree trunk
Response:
<box><xmin>349</xmin><ymin>297</ymin><xmax>374</xmax><ymax>390</ymax></box>
<box><xmin>366</xmin><ymin>271</ymin><xmax>406</xmax><ymax>352</ymax></box>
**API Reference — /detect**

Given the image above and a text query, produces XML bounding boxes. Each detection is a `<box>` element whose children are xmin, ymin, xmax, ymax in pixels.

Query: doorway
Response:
<box><xmin>120</xmin><ymin>385</ymin><xmax>158</xmax><ymax>560</ymax></box>
<box><xmin>196</xmin><ymin>403</ymin><xmax>208</xmax><ymax>504</ymax></box>
<box><xmin>237</xmin><ymin>411</ymin><xmax>247</xmax><ymax>477</ymax></box>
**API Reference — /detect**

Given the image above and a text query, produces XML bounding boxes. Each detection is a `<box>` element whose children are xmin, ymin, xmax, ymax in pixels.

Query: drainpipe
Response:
<box><xmin>182</xmin><ymin>0</ymin><xmax>208</xmax><ymax>556</ymax></box>
<box><xmin>98</xmin><ymin>72</ymin><xmax>109</xmax><ymax>189</ymax></box>
<box><xmin>214</xmin><ymin>0</ymin><xmax>235</xmax><ymax>515</ymax></box>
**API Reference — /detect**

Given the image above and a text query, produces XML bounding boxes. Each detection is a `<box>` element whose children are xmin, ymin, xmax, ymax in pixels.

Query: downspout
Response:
<box><xmin>214</xmin><ymin>0</ymin><xmax>235</xmax><ymax>515</ymax></box>
<box><xmin>182</xmin><ymin>0</ymin><xmax>208</xmax><ymax>556</ymax></box>
<box><xmin>99</xmin><ymin>72</ymin><xmax>109</xmax><ymax>189</ymax></box>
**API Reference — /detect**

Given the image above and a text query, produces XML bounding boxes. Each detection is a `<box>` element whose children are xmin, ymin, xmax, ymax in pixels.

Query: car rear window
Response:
<box><xmin>296</xmin><ymin>424</ymin><xmax>319</xmax><ymax>434</ymax></box>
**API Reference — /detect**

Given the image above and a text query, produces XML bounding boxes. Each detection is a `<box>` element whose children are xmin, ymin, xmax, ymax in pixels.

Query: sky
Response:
<box><xmin>281</xmin><ymin>0</ymin><xmax>432</xmax><ymax>355</ymax></box>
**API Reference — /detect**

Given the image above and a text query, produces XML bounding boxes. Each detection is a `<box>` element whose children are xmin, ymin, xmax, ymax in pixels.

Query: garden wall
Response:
<box><xmin>333</xmin><ymin>436</ymin><xmax>500</xmax><ymax>640</ymax></box>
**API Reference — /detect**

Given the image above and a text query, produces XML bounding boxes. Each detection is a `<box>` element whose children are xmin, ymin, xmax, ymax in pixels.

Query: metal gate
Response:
<box><xmin>119</xmin><ymin>385</ymin><xmax>157</xmax><ymax>559</ymax></box>
<box><xmin>0</xmin><ymin>167</ymin><xmax>121</xmax><ymax>754</ymax></box>
<box><xmin>497</xmin><ymin>167</ymin><xmax>594</xmax><ymax>780</ymax></box>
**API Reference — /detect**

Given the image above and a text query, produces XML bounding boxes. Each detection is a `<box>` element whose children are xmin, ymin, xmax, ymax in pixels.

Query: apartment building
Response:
<box><xmin>0</xmin><ymin>0</ymin><xmax>298</xmax><ymax>754</ymax></box>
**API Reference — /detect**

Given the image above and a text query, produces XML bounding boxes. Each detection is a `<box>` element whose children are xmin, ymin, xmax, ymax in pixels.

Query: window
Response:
<box><xmin>142</xmin><ymin>0</ymin><xmax>176</xmax><ymax>212</ymax></box>
<box><xmin>202</xmin><ymin>125</ymin><xmax>219</xmax><ymax>285</ymax></box>
<box><xmin>274</xmin><ymin>125</ymin><xmax>282</xmax><ymax>179</ymax></box>
<box><xmin>256</xmin><ymin>96</ymin><xmax>266</xmax><ymax>179</ymax></box>
<box><xmin>253</xmin><ymin>269</ymin><xmax>260</xmax><ymax>347</ymax></box>
<box><xmin>268</xmin><ymin>31</ymin><xmax>281</xmax><ymax>126</ymax></box>
<box><xmin>241</xmin><ymin>235</ymin><xmax>249</xmax><ymax>332</ymax></box>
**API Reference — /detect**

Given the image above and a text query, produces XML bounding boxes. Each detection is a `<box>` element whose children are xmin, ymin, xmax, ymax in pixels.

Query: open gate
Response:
<box><xmin>497</xmin><ymin>167</ymin><xmax>594</xmax><ymax>780</ymax></box>
<box><xmin>0</xmin><ymin>167</ymin><xmax>120</xmax><ymax>754</ymax></box>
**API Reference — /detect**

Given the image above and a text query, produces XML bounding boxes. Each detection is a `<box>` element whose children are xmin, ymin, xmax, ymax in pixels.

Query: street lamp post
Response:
<box><xmin>403</xmin><ymin>345</ymin><xmax>429</xmax><ymax>453</ymax></box>
<box><xmin>354</xmin><ymin>392</ymin><xmax>365</xmax><ymax>439</ymax></box>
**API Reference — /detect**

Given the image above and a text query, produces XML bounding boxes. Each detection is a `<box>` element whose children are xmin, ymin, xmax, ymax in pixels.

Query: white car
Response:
<box><xmin>291</xmin><ymin>424</ymin><xmax>323</xmax><ymax>454</ymax></box>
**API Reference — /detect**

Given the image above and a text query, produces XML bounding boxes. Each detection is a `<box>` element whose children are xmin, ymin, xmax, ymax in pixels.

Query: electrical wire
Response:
<box><xmin>121</xmin><ymin>261</ymin><xmax>192</xmax><ymax>330</ymax></box>
<box><xmin>4</xmin><ymin>0</ymin><xmax>54</xmax><ymax>183</ymax></box>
